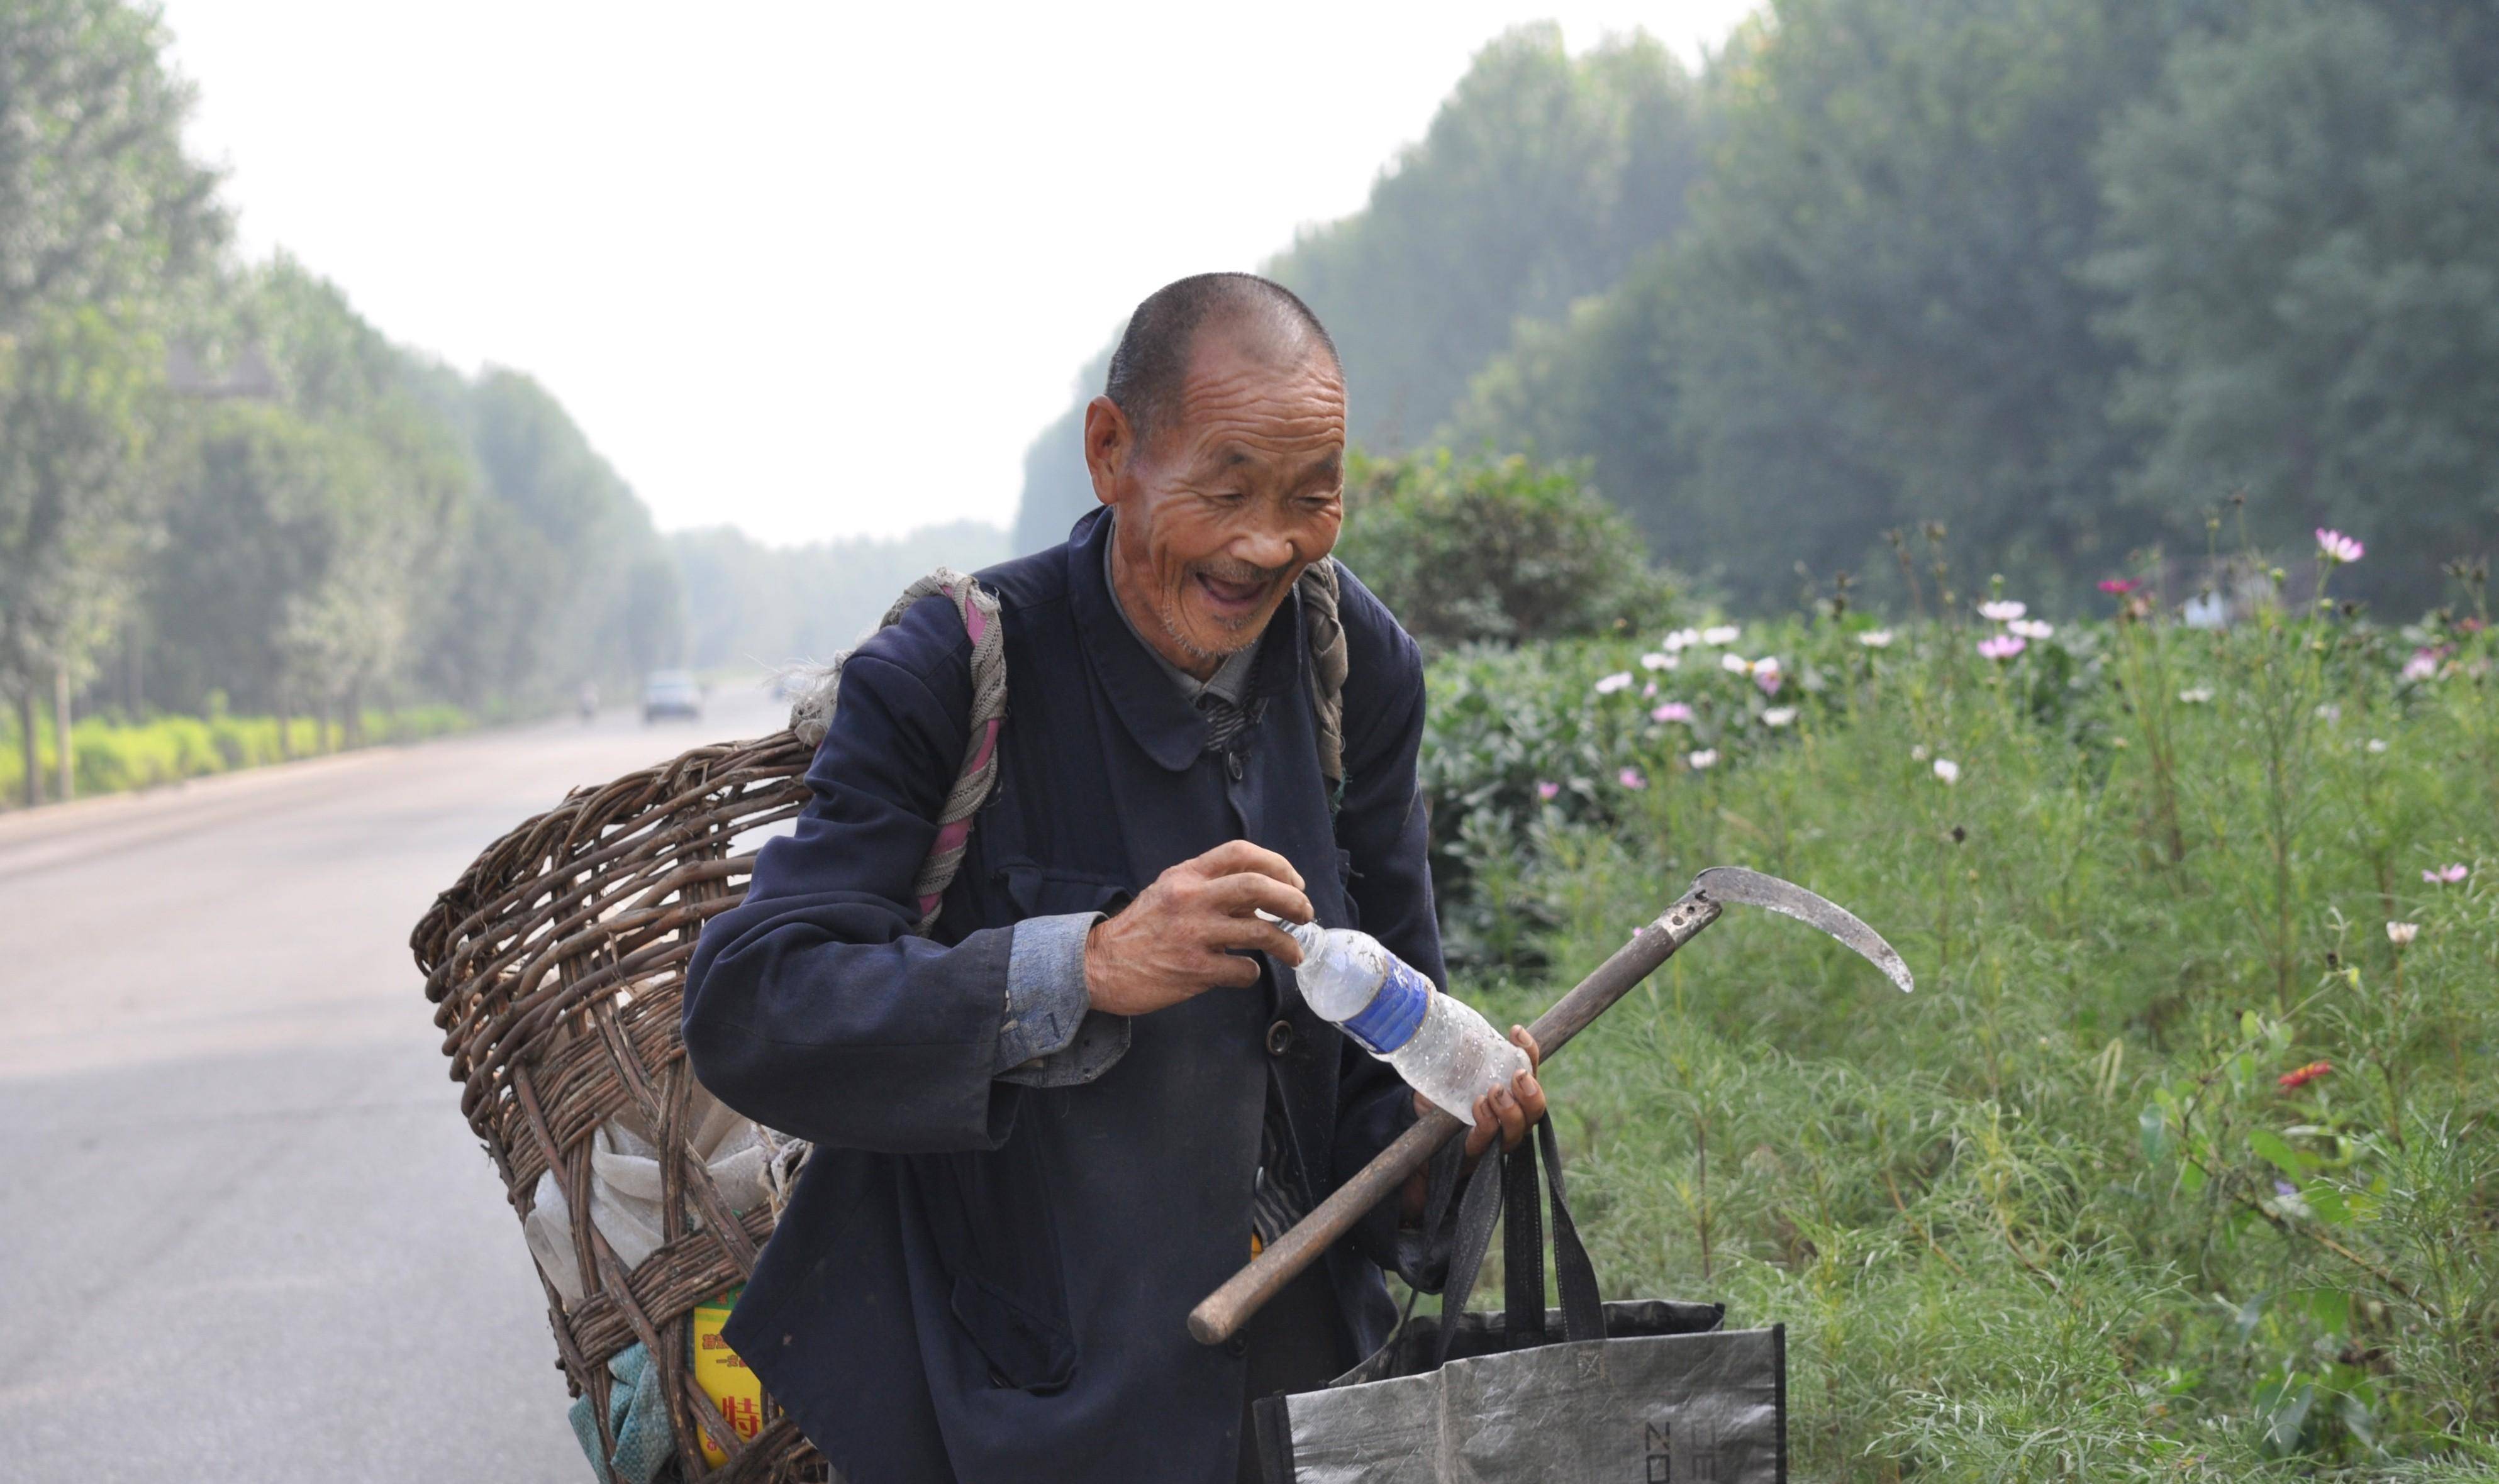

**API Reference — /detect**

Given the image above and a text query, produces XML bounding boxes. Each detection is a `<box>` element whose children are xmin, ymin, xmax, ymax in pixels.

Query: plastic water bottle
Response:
<box><xmin>1276</xmin><ymin>918</ymin><xmax>1530</xmax><ymax>1126</ymax></box>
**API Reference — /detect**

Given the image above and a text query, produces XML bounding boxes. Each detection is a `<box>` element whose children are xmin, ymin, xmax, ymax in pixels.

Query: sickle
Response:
<box><xmin>1188</xmin><ymin>867</ymin><xmax>1911</xmax><ymax>1346</ymax></box>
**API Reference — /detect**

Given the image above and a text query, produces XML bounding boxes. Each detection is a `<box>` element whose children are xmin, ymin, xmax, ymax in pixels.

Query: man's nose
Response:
<box><xmin>1228</xmin><ymin>524</ymin><xmax>1296</xmax><ymax>572</ymax></box>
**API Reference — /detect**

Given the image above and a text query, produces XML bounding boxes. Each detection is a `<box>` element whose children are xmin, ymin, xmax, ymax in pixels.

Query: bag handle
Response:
<box><xmin>1432</xmin><ymin>1116</ymin><xmax>1605</xmax><ymax>1368</ymax></box>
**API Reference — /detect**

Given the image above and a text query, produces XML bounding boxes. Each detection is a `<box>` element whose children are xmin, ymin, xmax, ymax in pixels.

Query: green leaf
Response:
<box><xmin>2305</xmin><ymin>1186</ymin><xmax>2349</xmax><ymax>1225</ymax></box>
<box><xmin>2139</xmin><ymin>1104</ymin><xmax>2171</xmax><ymax>1163</ymax></box>
<box><xmin>2179</xmin><ymin>1160</ymin><xmax>2207</xmax><ymax>1195</ymax></box>
<box><xmin>2249</xmin><ymin>1129</ymin><xmax>2303</xmax><ymax>1178</ymax></box>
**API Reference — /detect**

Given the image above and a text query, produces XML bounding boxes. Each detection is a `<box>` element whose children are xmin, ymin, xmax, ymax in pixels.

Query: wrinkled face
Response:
<box><xmin>1086</xmin><ymin>326</ymin><xmax>1346</xmax><ymax>677</ymax></box>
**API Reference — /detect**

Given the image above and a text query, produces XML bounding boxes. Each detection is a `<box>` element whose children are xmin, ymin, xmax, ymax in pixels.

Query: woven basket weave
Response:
<box><xmin>411</xmin><ymin>728</ymin><xmax>825</xmax><ymax>1481</ymax></box>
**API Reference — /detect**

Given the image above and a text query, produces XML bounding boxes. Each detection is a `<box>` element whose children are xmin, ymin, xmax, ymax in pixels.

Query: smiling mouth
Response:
<box><xmin>1192</xmin><ymin>570</ymin><xmax>1276</xmax><ymax>617</ymax></box>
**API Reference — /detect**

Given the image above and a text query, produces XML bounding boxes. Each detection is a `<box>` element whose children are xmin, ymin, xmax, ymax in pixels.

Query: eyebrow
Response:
<box><xmin>1200</xmin><ymin>443</ymin><xmax>1343</xmax><ymax>485</ymax></box>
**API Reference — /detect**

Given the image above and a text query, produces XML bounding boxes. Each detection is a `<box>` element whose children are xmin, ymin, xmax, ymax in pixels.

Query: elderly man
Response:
<box><xmin>684</xmin><ymin>273</ymin><xmax>1544</xmax><ymax>1483</ymax></box>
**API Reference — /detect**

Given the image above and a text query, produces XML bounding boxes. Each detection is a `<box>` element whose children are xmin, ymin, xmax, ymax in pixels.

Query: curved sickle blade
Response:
<box><xmin>1693</xmin><ymin>867</ymin><xmax>1915</xmax><ymax>993</ymax></box>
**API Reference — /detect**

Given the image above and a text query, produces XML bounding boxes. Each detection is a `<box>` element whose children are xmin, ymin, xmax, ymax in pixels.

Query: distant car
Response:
<box><xmin>642</xmin><ymin>670</ymin><xmax>704</xmax><ymax>723</ymax></box>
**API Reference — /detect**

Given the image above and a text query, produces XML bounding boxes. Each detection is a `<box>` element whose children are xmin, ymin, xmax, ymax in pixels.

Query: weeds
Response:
<box><xmin>1428</xmin><ymin>557</ymin><xmax>2497</xmax><ymax>1475</ymax></box>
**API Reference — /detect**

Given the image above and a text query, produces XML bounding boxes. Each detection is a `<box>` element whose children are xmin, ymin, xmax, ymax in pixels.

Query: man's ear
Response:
<box><xmin>1083</xmin><ymin>396</ymin><xmax>1132</xmax><ymax>509</ymax></box>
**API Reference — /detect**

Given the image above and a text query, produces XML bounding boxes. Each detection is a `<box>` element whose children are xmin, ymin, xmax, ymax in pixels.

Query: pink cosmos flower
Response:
<box><xmin>1978</xmin><ymin>600</ymin><xmax>2027</xmax><ymax>623</ymax></box>
<box><xmin>1756</xmin><ymin>669</ymin><xmax>1783</xmax><ymax>696</ymax></box>
<box><xmin>2424</xmin><ymin>863</ymin><xmax>2469</xmax><ymax>883</ymax></box>
<box><xmin>2402</xmin><ymin>650</ymin><xmax>2440</xmax><ymax>682</ymax></box>
<box><xmin>1595</xmin><ymin>672</ymin><xmax>1634</xmax><ymax>695</ymax></box>
<box><xmin>1640</xmin><ymin>651</ymin><xmax>1676</xmax><ymax>672</ymax></box>
<box><xmin>1978</xmin><ymin>634</ymin><xmax>2027</xmax><ymax>661</ymax></box>
<box><xmin>2315</xmin><ymin>528</ymin><xmax>2364</xmax><ymax>564</ymax></box>
<box><xmin>1617</xmin><ymin>767</ymin><xmax>1648</xmax><ymax>790</ymax></box>
<box><xmin>1643</xmin><ymin>681</ymin><xmax>1658</xmax><ymax>699</ymax></box>
<box><xmin>1652</xmin><ymin>701</ymin><xmax>1695</xmax><ymax>724</ymax></box>
<box><xmin>2098</xmin><ymin>579</ymin><xmax>2139</xmax><ymax>594</ymax></box>
<box><xmin>2007</xmin><ymin>619</ymin><xmax>2053</xmax><ymax>640</ymax></box>
<box><xmin>1535</xmin><ymin>780</ymin><xmax>1561</xmax><ymax>802</ymax></box>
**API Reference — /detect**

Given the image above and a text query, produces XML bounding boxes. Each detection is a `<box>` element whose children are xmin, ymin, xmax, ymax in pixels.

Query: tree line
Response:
<box><xmin>1015</xmin><ymin>1</ymin><xmax>2499</xmax><ymax>613</ymax></box>
<box><xmin>0</xmin><ymin>0</ymin><xmax>681</xmax><ymax>806</ymax></box>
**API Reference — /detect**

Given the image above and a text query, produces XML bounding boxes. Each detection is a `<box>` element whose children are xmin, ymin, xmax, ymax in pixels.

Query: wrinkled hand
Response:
<box><xmin>1083</xmin><ymin>840</ymin><xmax>1310</xmax><ymax>1016</ymax></box>
<box><xmin>1401</xmin><ymin>1025</ymin><xmax>1545</xmax><ymax>1221</ymax></box>
<box><xmin>1452</xmin><ymin>1024</ymin><xmax>1545</xmax><ymax>1163</ymax></box>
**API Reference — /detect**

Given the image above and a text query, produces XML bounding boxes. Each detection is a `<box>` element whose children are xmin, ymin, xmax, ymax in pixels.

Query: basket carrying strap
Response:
<box><xmin>787</xmin><ymin>568</ymin><xmax>1006</xmax><ymax>934</ymax></box>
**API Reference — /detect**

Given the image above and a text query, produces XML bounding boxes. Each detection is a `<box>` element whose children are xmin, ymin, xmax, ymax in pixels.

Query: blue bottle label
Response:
<box><xmin>1340</xmin><ymin>956</ymin><xmax>1431</xmax><ymax>1054</ymax></box>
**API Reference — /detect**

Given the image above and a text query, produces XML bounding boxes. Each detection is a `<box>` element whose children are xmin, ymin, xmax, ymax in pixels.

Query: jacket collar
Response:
<box><xmin>1066</xmin><ymin>506</ymin><xmax>1297</xmax><ymax>773</ymax></box>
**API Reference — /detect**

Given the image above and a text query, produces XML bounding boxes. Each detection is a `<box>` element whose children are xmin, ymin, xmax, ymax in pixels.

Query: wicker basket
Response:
<box><xmin>411</xmin><ymin>728</ymin><xmax>827</xmax><ymax>1482</ymax></box>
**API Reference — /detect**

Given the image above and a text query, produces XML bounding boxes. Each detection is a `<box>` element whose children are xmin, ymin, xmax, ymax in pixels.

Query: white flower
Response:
<box><xmin>1932</xmin><ymin>758</ymin><xmax>1961</xmax><ymax>784</ymax></box>
<box><xmin>2365</xmin><ymin>738</ymin><xmax>2388</xmax><ymax>754</ymax></box>
<box><xmin>1722</xmin><ymin>652</ymin><xmax>1750</xmax><ymax>675</ymax></box>
<box><xmin>1594</xmin><ymin>672</ymin><xmax>1634</xmax><ymax>695</ymax></box>
<box><xmin>2386</xmin><ymin>921</ymin><xmax>2420</xmax><ymax>946</ymax></box>
<box><xmin>2007</xmin><ymin>619</ymin><xmax>2053</xmax><ymax>640</ymax></box>
<box><xmin>2178</xmin><ymin>687</ymin><xmax>2213</xmax><ymax>704</ymax></box>
<box><xmin>1701</xmin><ymin>624</ymin><xmax>1741</xmax><ymax>646</ymax></box>
<box><xmin>1761</xmin><ymin>707</ymin><xmax>1797</xmax><ymax>728</ymax></box>
<box><xmin>2314</xmin><ymin>703</ymin><xmax>2341</xmax><ymax>721</ymax></box>
<box><xmin>2402</xmin><ymin>650</ymin><xmax>2441</xmax><ymax>682</ymax></box>
<box><xmin>1662</xmin><ymin>628</ymin><xmax>1701</xmax><ymax>651</ymax></box>
<box><xmin>1978</xmin><ymin>600</ymin><xmax>2027</xmax><ymax>623</ymax></box>
<box><xmin>1640</xmin><ymin>651</ymin><xmax>1678</xmax><ymax>671</ymax></box>
<box><xmin>1859</xmin><ymin>629</ymin><xmax>1895</xmax><ymax>648</ymax></box>
<box><xmin>1912</xmin><ymin>744</ymin><xmax>1931</xmax><ymax>761</ymax></box>
<box><xmin>1687</xmin><ymin>748</ymin><xmax>1719</xmax><ymax>770</ymax></box>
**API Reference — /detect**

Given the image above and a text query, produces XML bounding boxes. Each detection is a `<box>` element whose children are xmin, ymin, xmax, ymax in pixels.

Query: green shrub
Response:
<box><xmin>1335</xmin><ymin>448</ymin><xmax>1678</xmax><ymax>648</ymax></box>
<box><xmin>3</xmin><ymin>705</ymin><xmax>475</xmax><ymax>807</ymax></box>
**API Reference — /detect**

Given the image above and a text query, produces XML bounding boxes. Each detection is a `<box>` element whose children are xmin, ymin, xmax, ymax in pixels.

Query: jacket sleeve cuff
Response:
<box><xmin>996</xmin><ymin>912</ymin><xmax>1096</xmax><ymax>1068</ymax></box>
<box><xmin>995</xmin><ymin>912</ymin><xmax>1130</xmax><ymax>1087</ymax></box>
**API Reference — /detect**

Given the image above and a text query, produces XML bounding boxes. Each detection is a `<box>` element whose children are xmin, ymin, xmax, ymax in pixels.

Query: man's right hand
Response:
<box><xmin>1084</xmin><ymin>841</ymin><xmax>1311</xmax><ymax>1016</ymax></box>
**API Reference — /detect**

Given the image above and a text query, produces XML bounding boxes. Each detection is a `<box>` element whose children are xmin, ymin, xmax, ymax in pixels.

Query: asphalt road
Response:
<box><xmin>0</xmin><ymin>686</ymin><xmax>787</xmax><ymax>1482</ymax></box>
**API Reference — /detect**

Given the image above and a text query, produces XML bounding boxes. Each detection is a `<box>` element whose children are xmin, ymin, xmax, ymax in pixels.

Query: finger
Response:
<box><xmin>1510</xmin><ymin>1024</ymin><xmax>1542</xmax><ymax>1070</ymax></box>
<box><xmin>1201</xmin><ymin>915</ymin><xmax>1305</xmax><ymax>965</ymax></box>
<box><xmin>1191</xmin><ymin>839</ymin><xmax>1305</xmax><ymax>892</ymax></box>
<box><xmin>1198</xmin><ymin>951</ymin><xmax>1264</xmax><ymax>990</ymax></box>
<box><xmin>1513</xmin><ymin>1070</ymin><xmax>1548</xmax><ymax>1124</ymax></box>
<box><xmin>1465</xmin><ymin>1095</ymin><xmax>1496</xmax><ymax>1160</ymax></box>
<box><xmin>1493</xmin><ymin>1084</ymin><xmax>1528</xmax><ymax>1151</ymax></box>
<box><xmin>1201</xmin><ymin>872</ymin><xmax>1315</xmax><ymax>926</ymax></box>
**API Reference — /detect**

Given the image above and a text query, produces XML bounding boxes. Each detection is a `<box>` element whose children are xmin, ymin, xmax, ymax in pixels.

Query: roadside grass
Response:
<box><xmin>0</xmin><ymin>703</ymin><xmax>471</xmax><ymax>807</ymax></box>
<box><xmin>1427</xmin><ymin>587</ymin><xmax>2496</xmax><ymax>1477</ymax></box>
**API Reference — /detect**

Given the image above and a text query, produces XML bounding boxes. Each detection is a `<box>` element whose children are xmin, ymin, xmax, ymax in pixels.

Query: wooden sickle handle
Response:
<box><xmin>1188</xmin><ymin>889</ymin><xmax>1723</xmax><ymax>1346</ymax></box>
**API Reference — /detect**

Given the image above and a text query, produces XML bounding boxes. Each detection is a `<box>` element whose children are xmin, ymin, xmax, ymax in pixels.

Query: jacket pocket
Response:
<box><xmin>950</xmin><ymin>1270</ymin><xmax>1077</xmax><ymax>1393</ymax></box>
<box><xmin>998</xmin><ymin>861</ymin><xmax>1134</xmax><ymax>921</ymax></box>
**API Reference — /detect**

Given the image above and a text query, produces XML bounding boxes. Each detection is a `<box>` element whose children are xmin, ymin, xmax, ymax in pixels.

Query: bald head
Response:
<box><xmin>1104</xmin><ymin>273</ymin><xmax>1340</xmax><ymax>454</ymax></box>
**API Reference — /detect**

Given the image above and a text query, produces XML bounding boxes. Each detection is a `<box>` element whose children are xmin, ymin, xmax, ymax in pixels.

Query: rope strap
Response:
<box><xmin>785</xmin><ymin>567</ymin><xmax>1007</xmax><ymax>934</ymax></box>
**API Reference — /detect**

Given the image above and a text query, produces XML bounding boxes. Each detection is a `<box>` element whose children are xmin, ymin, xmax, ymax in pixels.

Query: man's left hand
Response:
<box><xmin>1400</xmin><ymin>1025</ymin><xmax>1544</xmax><ymax>1221</ymax></box>
<box><xmin>1450</xmin><ymin>1024</ymin><xmax>1545</xmax><ymax>1162</ymax></box>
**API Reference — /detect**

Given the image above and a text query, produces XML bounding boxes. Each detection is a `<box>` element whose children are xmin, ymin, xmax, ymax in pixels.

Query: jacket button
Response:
<box><xmin>1265</xmin><ymin>1020</ymin><xmax>1298</xmax><ymax>1058</ymax></box>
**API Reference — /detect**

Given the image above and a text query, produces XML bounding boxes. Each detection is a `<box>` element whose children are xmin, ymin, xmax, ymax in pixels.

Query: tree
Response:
<box><xmin>0</xmin><ymin>308</ymin><xmax>163</xmax><ymax>801</ymax></box>
<box><xmin>1272</xmin><ymin>24</ymin><xmax>1704</xmax><ymax>451</ymax></box>
<box><xmin>1007</xmin><ymin>25</ymin><xmax>1705</xmax><ymax>553</ymax></box>
<box><xmin>0</xmin><ymin>0</ymin><xmax>221</xmax><ymax>799</ymax></box>
<box><xmin>2093</xmin><ymin>0</ymin><xmax>2499</xmax><ymax>603</ymax></box>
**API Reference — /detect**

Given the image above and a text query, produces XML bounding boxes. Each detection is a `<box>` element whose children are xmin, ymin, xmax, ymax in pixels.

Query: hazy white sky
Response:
<box><xmin>160</xmin><ymin>2</ymin><xmax>1759</xmax><ymax>546</ymax></box>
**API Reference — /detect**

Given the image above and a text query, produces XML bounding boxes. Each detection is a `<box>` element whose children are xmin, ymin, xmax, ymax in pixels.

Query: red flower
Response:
<box><xmin>2099</xmin><ymin>579</ymin><xmax>2140</xmax><ymax>594</ymax></box>
<box><xmin>2277</xmin><ymin>1060</ymin><xmax>2333</xmax><ymax>1090</ymax></box>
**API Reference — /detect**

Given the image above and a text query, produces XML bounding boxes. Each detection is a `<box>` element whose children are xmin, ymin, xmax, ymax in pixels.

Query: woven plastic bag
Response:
<box><xmin>1254</xmin><ymin>1119</ymin><xmax>1786</xmax><ymax>1482</ymax></box>
<box><xmin>523</xmin><ymin>1085</ymin><xmax>784</xmax><ymax>1307</ymax></box>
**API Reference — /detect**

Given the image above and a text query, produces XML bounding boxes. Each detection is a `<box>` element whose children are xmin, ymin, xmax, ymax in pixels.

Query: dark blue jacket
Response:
<box><xmin>682</xmin><ymin>507</ymin><xmax>1447</xmax><ymax>1483</ymax></box>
